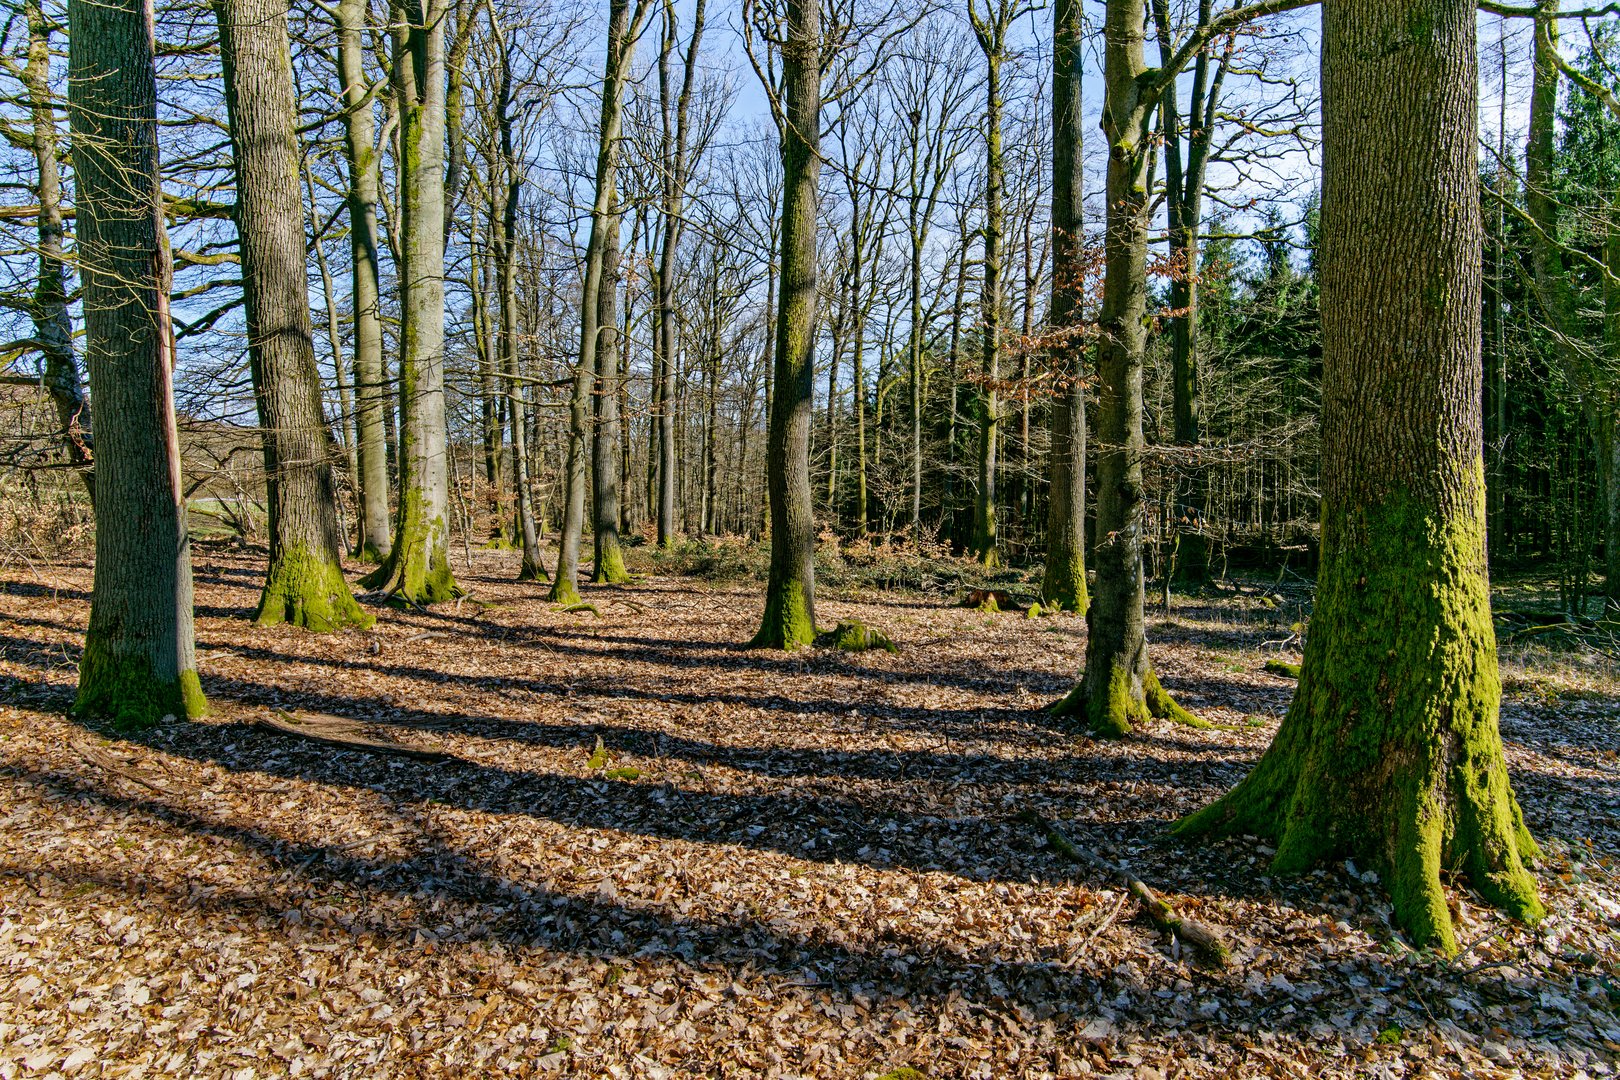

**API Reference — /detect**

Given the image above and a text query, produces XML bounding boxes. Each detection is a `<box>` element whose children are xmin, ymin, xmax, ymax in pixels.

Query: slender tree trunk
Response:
<box><xmin>23</xmin><ymin>0</ymin><xmax>91</xmax><ymax>497</ymax></box>
<box><xmin>361</xmin><ymin>0</ymin><xmax>459</xmax><ymax>603</ymax></box>
<box><xmin>592</xmin><ymin>206</ymin><xmax>631</xmax><ymax>582</ymax></box>
<box><xmin>1180</xmin><ymin>0</ymin><xmax>1543</xmax><ymax>955</ymax></box>
<box><xmin>336</xmin><ymin>0</ymin><xmax>391</xmax><ymax>562</ymax></box>
<box><xmin>492</xmin><ymin>19</ymin><xmax>544</xmax><ymax>581</ymax></box>
<box><xmin>751</xmin><ymin>0</ymin><xmax>819</xmax><ymax>648</ymax></box>
<box><xmin>1053</xmin><ymin>0</ymin><xmax>1197</xmax><ymax>735</ymax></box>
<box><xmin>69</xmin><ymin>0</ymin><xmax>207</xmax><ymax>725</ymax></box>
<box><xmin>1041</xmin><ymin>0</ymin><xmax>1087</xmax><ymax>615</ymax></box>
<box><xmin>216</xmin><ymin>0</ymin><xmax>372</xmax><ymax>631</ymax></box>
<box><xmin>553</xmin><ymin>0</ymin><xmax>643</xmax><ymax>602</ymax></box>
<box><xmin>970</xmin><ymin>8</ymin><xmax>1005</xmax><ymax>568</ymax></box>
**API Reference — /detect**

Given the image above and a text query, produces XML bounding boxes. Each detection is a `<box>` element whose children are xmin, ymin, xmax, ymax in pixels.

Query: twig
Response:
<box><xmin>1020</xmin><ymin>810</ymin><xmax>1232</xmax><ymax>967</ymax></box>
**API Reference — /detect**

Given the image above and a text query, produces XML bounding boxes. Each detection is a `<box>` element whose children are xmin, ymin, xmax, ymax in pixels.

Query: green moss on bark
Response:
<box><xmin>548</xmin><ymin>577</ymin><xmax>582</xmax><ymax>606</ymax></box>
<box><xmin>750</xmin><ymin>577</ymin><xmax>816</xmax><ymax>649</ymax></box>
<box><xmin>592</xmin><ymin>538</ymin><xmax>631</xmax><ymax>584</ymax></box>
<box><xmin>359</xmin><ymin>497</ymin><xmax>459</xmax><ymax>605</ymax></box>
<box><xmin>257</xmin><ymin>542</ymin><xmax>374</xmax><ymax>632</ymax></box>
<box><xmin>1176</xmin><ymin>490</ymin><xmax>1544</xmax><ymax>954</ymax></box>
<box><xmin>823</xmin><ymin>619</ymin><xmax>898</xmax><ymax>654</ymax></box>
<box><xmin>1040</xmin><ymin>560</ymin><xmax>1089</xmax><ymax>616</ymax></box>
<box><xmin>75</xmin><ymin>647</ymin><xmax>207</xmax><ymax>730</ymax></box>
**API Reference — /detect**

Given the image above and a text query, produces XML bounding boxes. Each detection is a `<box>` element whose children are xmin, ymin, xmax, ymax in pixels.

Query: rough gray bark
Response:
<box><xmin>217</xmin><ymin>0</ymin><xmax>372</xmax><ymax>632</ymax></box>
<box><xmin>69</xmin><ymin>0</ymin><xmax>207</xmax><ymax>726</ymax></box>
<box><xmin>1181</xmin><ymin>0</ymin><xmax>1543</xmax><ymax>955</ymax></box>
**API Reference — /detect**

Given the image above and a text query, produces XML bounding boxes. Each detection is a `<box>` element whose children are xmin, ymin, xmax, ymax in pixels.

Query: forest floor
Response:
<box><xmin>1</xmin><ymin>544</ymin><xmax>1618</xmax><ymax>1079</ymax></box>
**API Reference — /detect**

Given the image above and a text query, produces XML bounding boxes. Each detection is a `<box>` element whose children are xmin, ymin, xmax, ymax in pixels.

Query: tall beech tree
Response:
<box><xmin>1179</xmin><ymin>0</ymin><xmax>1544</xmax><ymax>954</ymax></box>
<box><xmin>552</xmin><ymin>0</ymin><xmax>648</xmax><ymax>604</ymax></box>
<box><xmin>1051</xmin><ymin>0</ymin><xmax>1295</xmax><ymax>736</ymax></box>
<box><xmin>335</xmin><ymin>0</ymin><xmax>392</xmax><ymax>563</ymax></box>
<box><xmin>216</xmin><ymin>0</ymin><xmax>372</xmax><ymax>632</ymax></box>
<box><xmin>68</xmin><ymin>0</ymin><xmax>207</xmax><ymax>725</ymax></box>
<box><xmin>361</xmin><ymin>0</ymin><xmax>460</xmax><ymax>604</ymax></box>
<box><xmin>747</xmin><ymin>0</ymin><xmax>821</xmax><ymax>647</ymax></box>
<box><xmin>1040</xmin><ymin>0</ymin><xmax>1087</xmax><ymax>615</ymax></box>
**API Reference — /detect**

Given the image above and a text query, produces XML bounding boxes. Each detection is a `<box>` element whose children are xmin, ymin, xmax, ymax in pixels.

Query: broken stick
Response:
<box><xmin>1020</xmin><ymin>810</ymin><xmax>1231</xmax><ymax>967</ymax></box>
<box><xmin>254</xmin><ymin>709</ymin><xmax>453</xmax><ymax>764</ymax></box>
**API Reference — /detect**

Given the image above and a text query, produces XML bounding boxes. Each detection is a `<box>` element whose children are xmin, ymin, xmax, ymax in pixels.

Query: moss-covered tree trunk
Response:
<box><xmin>1178</xmin><ymin>0</ymin><xmax>1543</xmax><ymax>955</ymax></box>
<box><xmin>22</xmin><ymin>0</ymin><xmax>91</xmax><ymax>498</ymax></box>
<box><xmin>751</xmin><ymin>0</ymin><xmax>820</xmax><ymax>649</ymax></box>
<box><xmin>336</xmin><ymin>0</ymin><xmax>391</xmax><ymax>563</ymax></box>
<box><xmin>1050</xmin><ymin>0</ymin><xmax>1199</xmax><ymax>737</ymax></box>
<box><xmin>360</xmin><ymin>0</ymin><xmax>459</xmax><ymax>605</ymax></box>
<box><xmin>69</xmin><ymin>0</ymin><xmax>207</xmax><ymax>726</ymax></box>
<box><xmin>216</xmin><ymin>0</ymin><xmax>372</xmax><ymax>633</ymax></box>
<box><xmin>1040</xmin><ymin>0</ymin><xmax>1087</xmax><ymax>615</ymax></box>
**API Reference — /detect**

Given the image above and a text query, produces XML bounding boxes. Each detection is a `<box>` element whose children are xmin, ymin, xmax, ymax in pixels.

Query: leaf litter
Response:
<box><xmin>0</xmin><ymin>548</ymin><xmax>1616</xmax><ymax>1077</ymax></box>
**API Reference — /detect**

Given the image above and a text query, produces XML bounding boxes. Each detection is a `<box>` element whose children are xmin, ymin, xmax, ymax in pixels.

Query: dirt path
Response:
<box><xmin>0</xmin><ymin>547</ymin><xmax>1616</xmax><ymax>1078</ymax></box>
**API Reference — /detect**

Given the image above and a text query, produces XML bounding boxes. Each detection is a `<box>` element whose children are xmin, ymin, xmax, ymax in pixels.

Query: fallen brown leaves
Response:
<box><xmin>0</xmin><ymin>547</ymin><xmax>1615</xmax><ymax>1078</ymax></box>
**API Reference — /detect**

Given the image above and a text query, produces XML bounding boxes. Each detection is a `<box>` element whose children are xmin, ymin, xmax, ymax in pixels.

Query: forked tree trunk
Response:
<box><xmin>1040</xmin><ymin>0</ymin><xmax>1087</xmax><ymax>615</ymax></box>
<box><xmin>361</xmin><ymin>0</ymin><xmax>459</xmax><ymax>604</ymax></box>
<box><xmin>1178</xmin><ymin>0</ymin><xmax>1543</xmax><ymax>955</ymax></box>
<box><xmin>216</xmin><ymin>0</ymin><xmax>372</xmax><ymax>632</ymax></box>
<box><xmin>336</xmin><ymin>0</ymin><xmax>391</xmax><ymax>562</ymax></box>
<box><xmin>69</xmin><ymin>0</ymin><xmax>207</xmax><ymax>726</ymax></box>
<box><xmin>751</xmin><ymin>0</ymin><xmax>820</xmax><ymax>648</ymax></box>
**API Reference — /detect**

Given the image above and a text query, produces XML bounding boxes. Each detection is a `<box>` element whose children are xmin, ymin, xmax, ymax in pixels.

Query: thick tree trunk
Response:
<box><xmin>360</xmin><ymin>0</ymin><xmax>459</xmax><ymax>604</ymax></box>
<box><xmin>1040</xmin><ymin>0</ymin><xmax>1087</xmax><ymax>615</ymax></box>
<box><xmin>24</xmin><ymin>0</ymin><xmax>91</xmax><ymax>497</ymax></box>
<box><xmin>337</xmin><ymin>0</ymin><xmax>392</xmax><ymax>563</ymax></box>
<box><xmin>751</xmin><ymin>0</ymin><xmax>820</xmax><ymax>649</ymax></box>
<box><xmin>1179</xmin><ymin>0</ymin><xmax>1543</xmax><ymax>954</ymax></box>
<box><xmin>69</xmin><ymin>0</ymin><xmax>207</xmax><ymax>726</ymax></box>
<box><xmin>217</xmin><ymin>0</ymin><xmax>372</xmax><ymax>632</ymax></box>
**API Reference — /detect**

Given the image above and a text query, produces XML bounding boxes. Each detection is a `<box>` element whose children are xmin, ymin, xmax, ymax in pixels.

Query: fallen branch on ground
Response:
<box><xmin>255</xmin><ymin>709</ymin><xmax>453</xmax><ymax>764</ymax></box>
<box><xmin>1020</xmin><ymin>809</ymin><xmax>1231</xmax><ymax>967</ymax></box>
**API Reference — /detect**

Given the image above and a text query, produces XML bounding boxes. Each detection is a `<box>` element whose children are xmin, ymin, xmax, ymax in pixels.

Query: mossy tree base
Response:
<box><xmin>1176</xmin><ymin>497</ymin><xmax>1544</xmax><ymax>954</ymax></box>
<box><xmin>75</xmin><ymin>651</ymin><xmax>207</xmax><ymax>731</ymax></box>
<box><xmin>358</xmin><ymin>508</ymin><xmax>460</xmax><ymax>607</ymax></box>
<box><xmin>518</xmin><ymin>556</ymin><xmax>549</xmax><ymax>583</ymax></box>
<box><xmin>353</xmin><ymin>540</ymin><xmax>388</xmax><ymax>565</ymax></box>
<box><xmin>548</xmin><ymin>579</ymin><xmax>582</xmax><ymax>606</ymax></box>
<box><xmin>1048</xmin><ymin>664</ymin><xmax>1209</xmax><ymax>737</ymax></box>
<box><xmin>592</xmin><ymin>540</ymin><xmax>631</xmax><ymax>585</ymax></box>
<box><xmin>821</xmin><ymin>618</ymin><xmax>898</xmax><ymax>654</ymax></box>
<box><xmin>257</xmin><ymin>543</ymin><xmax>374</xmax><ymax>632</ymax></box>
<box><xmin>1039</xmin><ymin>573</ymin><xmax>1088</xmax><ymax>617</ymax></box>
<box><xmin>750</xmin><ymin>580</ymin><xmax>816</xmax><ymax>650</ymax></box>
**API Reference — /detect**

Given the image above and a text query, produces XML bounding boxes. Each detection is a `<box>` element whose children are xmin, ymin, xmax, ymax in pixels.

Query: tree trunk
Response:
<box><xmin>592</xmin><ymin>207</ymin><xmax>631</xmax><ymax>582</ymax></box>
<box><xmin>360</xmin><ymin>0</ymin><xmax>459</xmax><ymax>604</ymax></box>
<box><xmin>1179</xmin><ymin>0</ymin><xmax>1543</xmax><ymax>954</ymax></box>
<box><xmin>1052</xmin><ymin>0</ymin><xmax>1196</xmax><ymax>736</ymax></box>
<box><xmin>24</xmin><ymin>0</ymin><xmax>91</xmax><ymax>498</ymax></box>
<box><xmin>751</xmin><ymin>0</ymin><xmax>820</xmax><ymax>648</ymax></box>
<box><xmin>337</xmin><ymin>0</ymin><xmax>392</xmax><ymax>563</ymax></box>
<box><xmin>69</xmin><ymin>0</ymin><xmax>207</xmax><ymax>726</ymax></box>
<box><xmin>553</xmin><ymin>0</ymin><xmax>643</xmax><ymax>603</ymax></box>
<box><xmin>217</xmin><ymin>0</ymin><xmax>372</xmax><ymax>632</ymax></box>
<box><xmin>493</xmin><ymin>21</ymin><xmax>545</xmax><ymax>582</ymax></box>
<box><xmin>1040</xmin><ymin>0</ymin><xmax>1087</xmax><ymax>615</ymax></box>
<box><xmin>970</xmin><ymin>6</ymin><xmax>1005</xmax><ymax>568</ymax></box>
